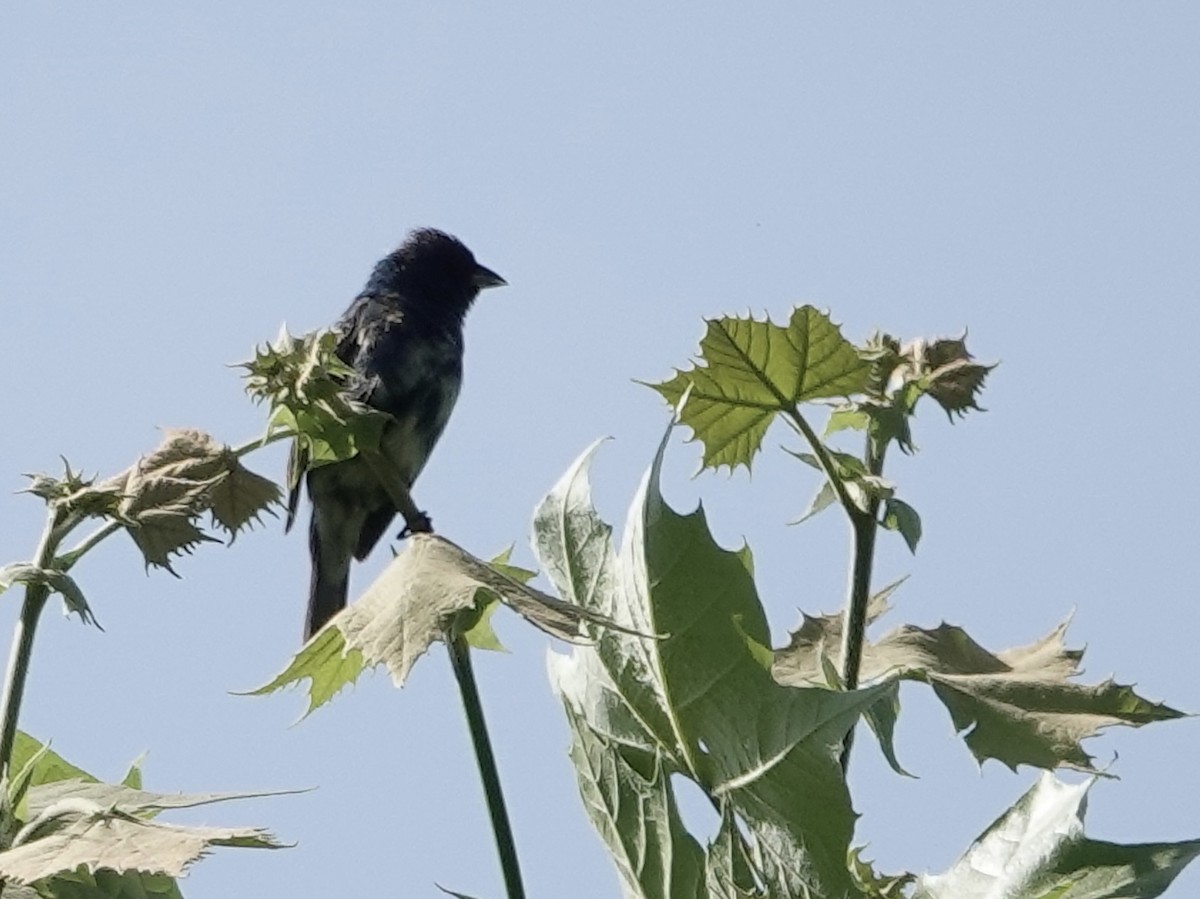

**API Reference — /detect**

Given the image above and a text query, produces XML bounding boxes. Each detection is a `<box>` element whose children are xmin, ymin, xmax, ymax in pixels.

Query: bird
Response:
<box><xmin>286</xmin><ymin>228</ymin><xmax>506</xmax><ymax>640</ymax></box>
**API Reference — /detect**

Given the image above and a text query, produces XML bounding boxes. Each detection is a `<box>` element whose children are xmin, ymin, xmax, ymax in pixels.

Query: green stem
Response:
<box><xmin>57</xmin><ymin>520</ymin><xmax>121</xmax><ymax>571</ymax></box>
<box><xmin>230</xmin><ymin>428</ymin><xmax>293</xmax><ymax>458</ymax></box>
<box><xmin>783</xmin><ymin>409</ymin><xmax>858</xmax><ymax>517</ymax></box>
<box><xmin>837</xmin><ymin>437</ymin><xmax>887</xmax><ymax>772</ymax></box>
<box><xmin>446</xmin><ymin>633</ymin><xmax>526</xmax><ymax>899</ymax></box>
<box><xmin>0</xmin><ymin>513</ymin><xmax>61</xmax><ymax>781</ymax></box>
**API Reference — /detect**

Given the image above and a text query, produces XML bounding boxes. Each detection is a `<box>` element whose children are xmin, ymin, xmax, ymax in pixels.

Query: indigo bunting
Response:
<box><xmin>286</xmin><ymin>228</ymin><xmax>505</xmax><ymax>639</ymax></box>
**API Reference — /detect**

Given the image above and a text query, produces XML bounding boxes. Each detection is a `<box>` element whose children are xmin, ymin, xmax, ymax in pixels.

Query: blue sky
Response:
<box><xmin>2</xmin><ymin>3</ymin><xmax>1197</xmax><ymax>896</ymax></box>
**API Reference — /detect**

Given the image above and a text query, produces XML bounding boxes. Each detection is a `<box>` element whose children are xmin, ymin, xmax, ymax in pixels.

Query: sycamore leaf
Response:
<box><xmin>772</xmin><ymin>581</ymin><xmax>901</xmax><ymax>687</ymax></box>
<box><xmin>785</xmin><ymin>446</ymin><xmax>895</xmax><ymax>517</ymax></box>
<box><xmin>915</xmin><ymin>773</ymin><xmax>1200</xmax><ymax>899</ymax></box>
<box><xmin>538</xmin><ymin>429</ymin><xmax>895</xmax><ymax>899</ymax></box>
<box><xmin>793</xmin><ymin>480</ymin><xmax>838</xmax><ymax>524</ymax></box>
<box><xmin>825</xmin><ymin>406</ymin><xmax>870</xmax><ymax>437</ymax></box>
<box><xmin>206</xmin><ymin>461</ymin><xmax>281</xmax><ymax>539</ymax></box>
<box><xmin>9</xmin><ymin>734</ymin><xmax>96</xmax><ymax>793</ymax></box>
<box><xmin>125</xmin><ymin>512</ymin><xmax>220</xmax><ymax>573</ymax></box>
<box><xmin>861</xmin><ymin>332</ymin><xmax>903</xmax><ymax>399</ymax></box>
<box><xmin>248</xmin><ymin>535</ymin><xmax>634</xmax><ymax>717</ymax></box>
<box><xmin>919</xmin><ymin>335</ymin><xmax>995</xmax><ymax>419</ymax></box>
<box><xmin>103</xmin><ymin>429</ymin><xmax>278</xmax><ymax>571</ymax></box>
<box><xmin>880</xmin><ymin>498</ymin><xmax>922</xmax><ymax>553</ymax></box>
<box><xmin>0</xmin><ymin>565</ymin><xmax>98</xmax><ymax>627</ymax></box>
<box><xmin>646</xmin><ymin>307</ymin><xmax>871</xmax><ymax>472</ymax></box>
<box><xmin>436</xmin><ymin>888</ymin><xmax>483</xmax><ymax>899</ymax></box>
<box><xmin>1</xmin><ymin>737</ymin><xmax>284</xmax><ymax>898</ymax></box>
<box><xmin>243</xmin><ymin>326</ymin><xmax>390</xmax><ymax>473</ymax></box>
<box><xmin>770</xmin><ymin>580</ymin><xmax>909</xmax><ymax>776</ymax></box>
<box><xmin>21</xmin><ymin>459</ymin><xmax>124</xmax><ymax>521</ymax></box>
<box><xmin>704</xmin><ymin>808</ymin><xmax>760</xmax><ymax>899</ymax></box>
<box><xmin>775</xmin><ymin>613</ymin><xmax>1185</xmax><ymax>772</ymax></box>
<box><xmin>554</xmin><ymin>691</ymin><xmax>707</xmax><ymax>899</ymax></box>
<box><xmin>21</xmin><ymin>779</ymin><xmax>302</xmax><ymax>822</ymax></box>
<box><xmin>23</xmin><ymin>869</ymin><xmax>182</xmax><ymax>899</ymax></box>
<box><xmin>0</xmin><ymin>799</ymin><xmax>282</xmax><ymax>884</ymax></box>
<box><xmin>848</xmin><ymin>847</ymin><xmax>914</xmax><ymax>899</ymax></box>
<box><xmin>120</xmin><ymin>756</ymin><xmax>145</xmax><ymax>791</ymax></box>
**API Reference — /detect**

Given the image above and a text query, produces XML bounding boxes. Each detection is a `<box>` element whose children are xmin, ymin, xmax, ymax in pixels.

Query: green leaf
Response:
<box><xmin>243</xmin><ymin>326</ymin><xmax>391</xmax><ymax>481</ymax></box>
<box><xmin>848</xmin><ymin>847</ymin><xmax>914</xmax><ymax>898</ymax></box>
<box><xmin>451</xmin><ymin>545</ymin><xmax>539</xmax><ymax>652</ymax></box>
<box><xmin>460</xmin><ymin>597</ymin><xmax>505</xmax><ymax>652</ymax></box>
<box><xmin>881</xmin><ymin>498</ymin><xmax>922</xmax><ymax>553</ymax></box>
<box><xmin>436</xmin><ymin>887</ymin><xmax>483</xmax><ymax>899</ymax></box>
<box><xmin>248</xmin><ymin>535</ymin><xmax>631</xmax><ymax>717</ymax></box>
<box><xmin>915</xmin><ymin>773</ymin><xmax>1200</xmax><ymax>899</ymax></box>
<box><xmin>106</xmin><ymin>429</ymin><xmax>278</xmax><ymax>571</ymax></box>
<box><xmin>704</xmin><ymin>808</ymin><xmax>760</xmax><ymax>899</ymax></box>
<box><xmin>775</xmin><ymin>614</ymin><xmax>1186</xmax><ymax>772</ymax></box>
<box><xmin>9</xmin><ymin>734</ymin><xmax>96</xmax><ymax>790</ymax></box>
<box><xmin>646</xmin><ymin>307</ymin><xmax>871</xmax><ymax>471</ymax></box>
<box><xmin>21</xmin><ymin>459</ymin><xmax>124</xmax><ymax>521</ymax></box>
<box><xmin>21</xmin><ymin>778</ymin><xmax>300</xmax><ymax>823</ymax></box>
<box><xmin>537</xmin><ymin>429</ymin><xmax>894</xmax><ymax>898</ymax></box>
<box><xmin>785</xmin><ymin>446</ymin><xmax>894</xmax><ymax>517</ymax></box>
<box><xmin>0</xmin><ymin>800</ymin><xmax>283</xmax><ymax>885</ymax></box>
<box><xmin>207</xmin><ymin>460</ymin><xmax>281</xmax><ymax>539</ymax></box>
<box><xmin>770</xmin><ymin>582</ymin><xmax>908</xmax><ymax>776</ymax></box>
<box><xmin>244</xmin><ymin>625</ymin><xmax>366</xmax><ymax>718</ymax></box>
<box><xmin>120</xmin><ymin>756</ymin><xmax>144</xmax><ymax>791</ymax></box>
<box><xmin>0</xmin><ymin>566</ymin><xmax>98</xmax><ymax>627</ymax></box>
<box><xmin>825</xmin><ymin>406</ymin><xmax>870</xmax><ymax>437</ymax></box>
<box><xmin>919</xmin><ymin>335</ymin><xmax>995</xmax><ymax>419</ymax></box>
<box><xmin>794</xmin><ymin>480</ymin><xmax>838</xmax><ymax>524</ymax></box>
<box><xmin>27</xmin><ymin>868</ymin><xmax>184</xmax><ymax>899</ymax></box>
<box><xmin>553</xmin><ymin>689</ymin><xmax>706</xmax><ymax>899</ymax></box>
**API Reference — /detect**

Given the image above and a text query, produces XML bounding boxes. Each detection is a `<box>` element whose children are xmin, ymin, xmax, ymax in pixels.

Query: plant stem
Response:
<box><xmin>58</xmin><ymin>520</ymin><xmax>121</xmax><ymax>571</ymax></box>
<box><xmin>230</xmin><ymin>428</ymin><xmax>292</xmax><ymax>458</ymax></box>
<box><xmin>783</xmin><ymin>410</ymin><xmax>858</xmax><ymax>517</ymax></box>
<box><xmin>0</xmin><ymin>513</ymin><xmax>61</xmax><ymax>781</ymax></box>
<box><xmin>446</xmin><ymin>633</ymin><xmax>526</xmax><ymax>899</ymax></box>
<box><xmin>837</xmin><ymin>437</ymin><xmax>887</xmax><ymax>772</ymax></box>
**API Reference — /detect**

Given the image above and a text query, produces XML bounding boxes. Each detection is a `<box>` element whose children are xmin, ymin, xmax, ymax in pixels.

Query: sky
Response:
<box><xmin>2</xmin><ymin>3</ymin><xmax>1198</xmax><ymax>897</ymax></box>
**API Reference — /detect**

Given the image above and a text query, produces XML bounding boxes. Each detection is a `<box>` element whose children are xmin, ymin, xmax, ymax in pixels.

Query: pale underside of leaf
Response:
<box><xmin>0</xmin><ymin>803</ymin><xmax>282</xmax><ymax>884</ymax></box>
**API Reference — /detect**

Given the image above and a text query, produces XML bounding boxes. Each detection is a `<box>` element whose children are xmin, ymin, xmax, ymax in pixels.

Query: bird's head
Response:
<box><xmin>370</xmin><ymin>228</ymin><xmax>506</xmax><ymax>316</ymax></box>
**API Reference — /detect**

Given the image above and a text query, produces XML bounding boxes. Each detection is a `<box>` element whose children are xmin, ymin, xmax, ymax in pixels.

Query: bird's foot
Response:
<box><xmin>399</xmin><ymin>511</ymin><xmax>434</xmax><ymax>539</ymax></box>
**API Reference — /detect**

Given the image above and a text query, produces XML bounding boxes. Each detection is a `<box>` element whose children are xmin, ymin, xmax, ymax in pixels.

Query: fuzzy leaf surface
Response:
<box><xmin>250</xmin><ymin>535</ymin><xmax>622</xmax><ymax>716</ymax></box>
<box><xmin>915</xmin><ymin>773</ymin><xmax>1200</xmax><ymax>899</ymax></box>
<box><xmin>537</xmin><ymin>430</ymin><xmax>895</xmax><ymax>898</ymax></box>
<box><xmin>775</xmin><ymin>613</ymin><xmax>1184</xmax><ymax>772</ymax></box>
<box><xmin>0</xmin><ymin>801</ymin><xmax>281</xmax><ymax>884</ymax></box>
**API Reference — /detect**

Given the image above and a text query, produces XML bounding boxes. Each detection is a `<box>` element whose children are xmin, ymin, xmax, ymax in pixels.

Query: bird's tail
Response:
<box><xmin>306</xmin><ymin>522</ymin><xmax>350</xmax><ymax>641</ymax></box>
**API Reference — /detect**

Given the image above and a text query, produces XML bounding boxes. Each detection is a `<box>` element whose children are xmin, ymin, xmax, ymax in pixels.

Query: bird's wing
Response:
<box><xmin>284</xmin><ymin>293</ymin><xmax>395</xmax><ymax>531</ymax></box>
<box><xmin>338</xmin><ymin>293</ymin><xmax>407</xmax><ymax>404</ymax></box>
<box><xmin>284</xmin><ymin>439</ymin><xmax>308</xmax><ymax>532</ymax></box>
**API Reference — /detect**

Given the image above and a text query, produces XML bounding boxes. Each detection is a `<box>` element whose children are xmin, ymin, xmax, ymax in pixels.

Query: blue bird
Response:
<box><xmin>286</xmin><ymin>228</ymin><xmax>506</xmax><ymax>639</ymax></box>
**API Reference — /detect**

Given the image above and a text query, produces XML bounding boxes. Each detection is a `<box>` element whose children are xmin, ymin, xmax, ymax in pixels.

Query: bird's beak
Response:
<box><xmin>473</xmin><ymin>264</ymin><xmax>507</xmax><ymax>290</ymax></box>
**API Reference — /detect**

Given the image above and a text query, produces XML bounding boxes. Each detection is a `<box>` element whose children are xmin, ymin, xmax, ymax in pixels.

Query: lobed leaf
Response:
<box><xmin>249</xmin><ymin>537</ymin><xmax>630</xmax><ymax>717</ymax></box>
<box><xmin>646</xmin><ymin>307</ymin><xmax>871</xmax><ymax>472</ymax></box>
<box><xmin>915</xmin><ymin>773</ymin><xmax>1200</xmax><ymax>899</ymax></box>
<box><xmin>775</xmin><ymin>613</ymin><xmax>1185</xmax><ymax>772</ymax></box>
<box><xmin>538</xmin><ymin>429</ymin><xmax>898</xmax><ymax>898</ymax></box>
<box><xmin>0</xmin><ymin>800</ymin><xmax>282</xmax><ymax>884</ymax></box>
